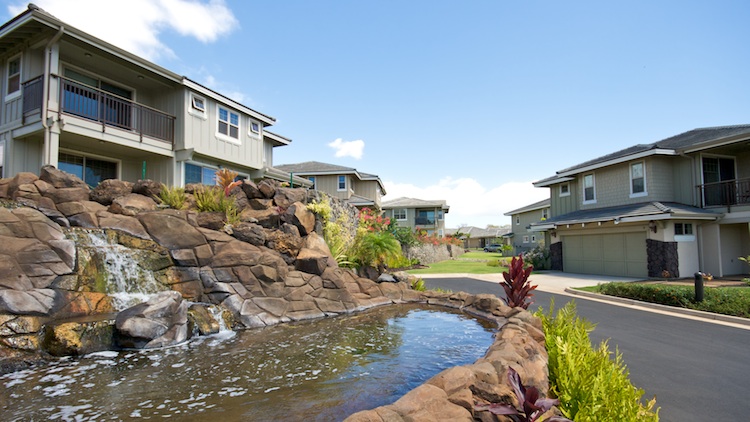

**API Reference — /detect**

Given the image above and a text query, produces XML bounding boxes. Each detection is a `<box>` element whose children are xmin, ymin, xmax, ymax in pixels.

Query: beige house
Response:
<box><xmin>275</xmin><ymin>161</ymin><xmax>386</xmax><ymax>209</ymax></box>
<box><xmin>531</xmin><ymin>125</ymin><xmax>750</xmax><ymax>278</ymax></box>
<box><xmin>503</xmin><ymin>198</ymin><xmax>550</xmax><ymax>255</ymax></box>
<box><xmin>445</xmin><ymin>226</ymin><xmax>511</xmax><ymax>250</ymax></box>
<box><xmin>0</xmin><ymin>5</ymin><xmax>310</xmax><ymax>188</ymax></box>
<box><xmin>382</xmin><ymin>197</ymin><xmax>449</xmax><ymax>237</ymax></box>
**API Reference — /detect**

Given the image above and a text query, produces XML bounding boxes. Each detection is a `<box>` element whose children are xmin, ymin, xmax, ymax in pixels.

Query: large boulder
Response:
<box><xmin>109</xmin><ymin>193</ymin><xmax>158</xmax><ymax>217</ymax></box>
<box><xmin>90</xmin><ymin>179</ymin><xmax>133</xmax><ymax>205</ymax></box>
<box><xmin>283</xmin><ymin>202</ymin><xmax>315</xmax><ymax>236</ymax></box>
<box><xmin>39</xmin><ymin>165</ymin><xmax>88</xmax><ymax>189</ymax></box>
<box><xmin>138</xmin><ymin>211</ymin><xmax>207</xmax><ymax>250</ymax></box>
<box><xmin>231</xmin><ymin>222</ymin><xmax>266</xmax><ymax>246</ymax></box>
<box><xmin>274</xmin><ymin>188</ymin><xmax>306</xmax><ymax>210</ymax></box>
<box><xmin>132</xmin><ymin>179</ymin><xmax>163</xmax><ymax>200</ymax></box>
<box><xmin>115</xmin><ymin>291</ymin><xmax>188</xmax><ymax>349</ymax></box>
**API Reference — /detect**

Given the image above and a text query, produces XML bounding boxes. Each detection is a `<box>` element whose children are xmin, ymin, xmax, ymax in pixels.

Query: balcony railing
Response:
<box><xmin>415</xmin><ymin>217</ymin><xmax>436</xmax><ymax>225</ymax></box>
<box><xmin>22</xmin><ymin>76</ymin><xmax>43</xmax><ymax>115</ymax></box>
<box><xmin>59</xmin><ymin>77</ymin><xmax>175</xmax><ymax>145</ymax></box>
<box><xmin>697</xmin><ymin>178</ymin><xmax>750</xmax><ymax>210</ymax></box>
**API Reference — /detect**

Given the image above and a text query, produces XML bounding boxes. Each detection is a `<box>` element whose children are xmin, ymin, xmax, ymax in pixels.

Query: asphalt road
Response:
<box><xmin>423</xmin><ymin>277</ymin><xmax>750</xmax><ymax>422</ymax></box>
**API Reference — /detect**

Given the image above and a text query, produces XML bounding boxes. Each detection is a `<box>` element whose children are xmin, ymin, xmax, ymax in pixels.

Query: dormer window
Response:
<box><xmin>191</xmin><ymin>95</ymin><xmax>205</xmax><ymax>112</ymax></box>
<box><xmin>250</xmin><ymin>121</ymin><xmax>260</xmax><ymax>133</ymax></box>
<box><xmin>559</xmin><ymin>183</ymin><xmax>570</xmax><ymax>197</ymax></box>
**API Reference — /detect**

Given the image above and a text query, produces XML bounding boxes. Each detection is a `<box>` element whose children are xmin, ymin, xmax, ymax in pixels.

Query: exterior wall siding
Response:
<box><xmin>511</xmin><ymin>207</ymin><xmax>548</xmax><ymax>254</ymax></box>
<box><xmin>550</xmin><ymin>180</ymin><xmax>579</xmax><ymax>217</ymax></box>
<box><xmin>579</xmin><ymin>158</ymin><xmax>678</xmax><ymax>210</ymax></box>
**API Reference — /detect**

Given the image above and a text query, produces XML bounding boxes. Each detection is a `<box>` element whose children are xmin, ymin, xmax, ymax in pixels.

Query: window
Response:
<box><xmin>438</xmin><ymin>209</ymin><xmax>444</xmax><ymax>220</ymax></box>
<box><xmin>185</xmin><ymin>163</ymin><xmax>217</xmax><ymax>185</ymax></box>
<box><xmin>523</xmin><ymin>235</ymin><xmax>530</xmax><ymax>243</ymax></box>
<box><xmin>250</xmin><ymin>121</ymin><xmax>260</xmax><ymax>133</ymax></box>
<box><xmin>416</xmin><ymin>210</ymin><xmax>436</xmax><ymax>225</ymax></box>
<box><xmin>674</xmin><ymin>223</ymin><xmax>693</xmax><ymax>236</ymax></box>
<box><xmin>531</xmin><ymin>235</ymin><xmax>536</xmax><ymax>242</ymax></box>
<box><xmin>58</xmin><ymin>152</ymin><xmax>117</xmax><ymax>188</ymax></box>
<box><xmin>542</xmin><ymin>208</ymin><xmax>548</xmax><ymax>219</ymax></box>
<box><xmin>62</xmin><ymin>68</ymin><xmax>133</xmax><ymax>128</ymax></box>
<box><xmin>583</xmin><ymin>173</ymin><xmax>596</xmax><ymax>203</ymax></box>
<box><xmin>218</xmin><ymin>106</ymin><xmax>240</xmax><ymax>140</ymax></box>
<box><xmin>6</xmin><ymin>55</ymin><xmax>20</xmax><ymax>99</ymax></box>
<box><xmin>337</xmin><ymin>175</ymin><xmax>346</xmax><ymax>191</ymax></box>
<box><xmin>559</xmin><ymin>183</ymin><xmax>570</xmax><ymax>197</ymax></box>
<box><xmin>0</xmin><ymin>140</ymin><xmax>5</xmax><ymax>178</ymax></box>
<box><xmin>308</xmin><ymin>176</ymin><xmax>317</xmax><ymax>189</ymax></box>
<box><xmin>191</xmin><ymin>94</ymin><xmax>206</xmax><ymax>112</ymax></box>
<box><xmin>394</xmin><ymin>209</ymin><xmax>407</xmax><ymax>220</ymax></box>
<box><xmin>516</xmin><ymin>216</ymin><xmax>520</xmax><ymax>225</ymax></box>
<box><xmin>630</xmin><ymin>162</ymin><xmax>646</xmax><ymax>196</ymax></box>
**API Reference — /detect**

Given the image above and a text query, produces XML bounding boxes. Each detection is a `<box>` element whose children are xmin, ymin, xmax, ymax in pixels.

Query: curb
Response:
<box><xmin>565</xmin><ymin>288</ymin><xmax>750</xmax><ymax>327</ymax></box>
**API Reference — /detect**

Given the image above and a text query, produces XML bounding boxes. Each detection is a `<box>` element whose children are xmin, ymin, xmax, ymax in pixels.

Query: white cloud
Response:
<box><xmin>383</xmin><ymin>177</ymin><xmax>549</xmax><ymax>228</ymax></box>
<box><xmin>8</xmin><ymin>0</ymin><xmax>238</xmax><ymax>61</ymax></box>
<box><xmin>328</xmin><ymin>138</ymin><xmax>365</xmax><ymax>160</ymax></box>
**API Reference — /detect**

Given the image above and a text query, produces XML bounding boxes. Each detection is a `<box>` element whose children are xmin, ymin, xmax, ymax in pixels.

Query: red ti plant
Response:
<box><xmin>501</xmin><ymin>254</ymin><xmax>537</xmax><ymax>309</ymax></box>
<box><xmin>475</xmin><ymin>367</ymin><xmax>572</xmax><ymax>422</ymax></box>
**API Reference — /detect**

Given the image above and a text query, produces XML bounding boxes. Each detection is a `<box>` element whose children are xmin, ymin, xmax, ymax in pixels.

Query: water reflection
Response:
<box><xmin>1</xmin><ymin>304</ymin><xmax>495</xmax><ymax>421</ymax></box>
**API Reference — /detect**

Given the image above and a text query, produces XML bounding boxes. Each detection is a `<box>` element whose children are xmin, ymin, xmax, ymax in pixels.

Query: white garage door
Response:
<box><xmin>562</xmin><ymin>232</ymin><xmax>648</xmax><ymax>277</ymax></box>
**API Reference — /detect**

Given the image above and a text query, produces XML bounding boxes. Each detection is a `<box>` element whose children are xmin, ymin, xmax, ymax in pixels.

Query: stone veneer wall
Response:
<box><xmin>404</xmin><ymin>243</ymin><xmax>464</xmax><ymax>265</ymax></box>
<box><xmin>647</xmin><ymin>239</ymin><xmax>679</xmax><ymax>278</ymax></box>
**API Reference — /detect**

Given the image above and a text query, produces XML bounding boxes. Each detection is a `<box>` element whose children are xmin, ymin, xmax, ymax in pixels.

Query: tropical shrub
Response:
<box><xmin>536</xmin><ymin>301</ymin><xmax>659</xmax><ymax>422</ymax></box>
<box><xmin>193</xmin><ymin>185</ymin><xmax>240</xmax><ymax>225</ymax></box>
<box><xmin>391</xmin><ymin>226</ymin><xmax>418</xmax><ymax>247</ymax></box>
<box><xmin>159</xmin><ymin>185</ymin><xmax>186</xmax><ymax>210</ymax></box>
<box><xmin>307</xmin><ymin>197</ymin><xmax>355</xmax><ymax>267</ymax></box>
<box><xmin>353</xmin><ymin>231</ymin><xmax>402</xmax><ymax>271</ymax></box>
<box><xmin>523</xmin><ymin>245</ymin><xmax>550</xmax><ymax>270</ymax></box>
<box><xmin>410</xmin><ymin>278</ymin><xmax>426</xmax><ymax>291</ymax></box>
<box><xmin>500</xmin><ymin>254</ymin><xmax>537</xmax><ymax>309</ymax></box>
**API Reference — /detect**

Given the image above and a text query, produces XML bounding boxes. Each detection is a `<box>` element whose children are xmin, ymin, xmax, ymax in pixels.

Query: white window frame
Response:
<box><xmin>630</xmin><ymin>161</ymin><xmax>647</xmax><ymax>198</ymax></box>
<box><xmin>523</xmin><ymin>235</ymin><xmax>530</xmax><ymax>243</ymax></box>
<box><xmin>674</xmin><ymin>222</ymin><xmax>695</xmax><ymax>242</ymax></box>
<box><xmin>515</xmin><ymin>216</ymin><xmax>520</xmax><ymax>225</ymax></box>
<box><xmin>6</xmin><ymin>54</ymin><xmax>21</xmax><ymax>101</ymax></box>
<box><xmin>337</xmin><ymin>175</ymin><xmax>347</xmax><ymax>191</ymax></box>
<box><xmin>559</xmin><ymin>183</ymin><xmax>570</xmax><ymax>197</ymax></box>
<box><xmin>217</xmin><ymin>105</ymin><xmax>240</xmax><ymax>143</ymax></box>
<box><xmin>438</xmin><ymin>209</ymin><xmax>444</xmax><ymax>220</ymax></box>
<box><xmin>542</xmin><ymin>208</ymin><xmax>548</xmax><ymax>219</ymax></box>
<box><xmin>583</xmin><ymin>173</ymin><xmax>596</xmax><ymax>204</ymax></box>
<box><xmin>189</xmin><ymin>93</ymin><xmax>207</xmax><ymax>119</ymax></box>
<box><xmin>394</xmin><ymin>208</ymin><xmax>407</xmax><ymax>221</ymax></box>
<box><xmin>249</xmin><ymin>121</ymin><xmax>260</xmax><ymax>135</ymax></box>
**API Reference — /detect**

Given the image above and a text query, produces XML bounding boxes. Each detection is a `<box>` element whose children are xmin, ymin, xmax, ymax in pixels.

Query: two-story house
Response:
<box><xmin>531</xmin><ymin>125</ymin><xmax>750</xmax><ymax>278</ymax></box>
<box><xmin>0</xmin><ymin>4</ymin><xmax>310</xmax><ymax>188</ymax></box>
<box><xmin>503</xmin><ymin>198</ymin><xmax>550</xmax><ymax>255</ymax></box>
<box><xmin>275</xmin><ymin>161</ymin><xmax>386</xmax><ymax>209</ymax></box>
<box><xmin>381</xmin><ymin>197</ymin><xmax>449</xmax><ymax>237</ymax></box>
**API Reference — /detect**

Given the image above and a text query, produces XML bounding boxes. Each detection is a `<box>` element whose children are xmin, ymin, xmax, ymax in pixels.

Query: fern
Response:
<box><xmin>159</xmin><ymin>185</ymin><xmax>186</xmax><ymax>210</ymax></box>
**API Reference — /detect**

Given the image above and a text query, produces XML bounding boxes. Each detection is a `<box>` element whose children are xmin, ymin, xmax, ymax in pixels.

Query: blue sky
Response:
<box><xmin>5</xmin><ymin>0</ymin><xmax>750</xmax><ymax>228</ymax></box>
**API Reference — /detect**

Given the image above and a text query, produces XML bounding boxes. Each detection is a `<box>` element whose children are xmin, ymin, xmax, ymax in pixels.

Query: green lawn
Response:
<box><xmin>407</xmin><ymin>253</ymin><xmax>509</xmax><ymax>275</ymax></box>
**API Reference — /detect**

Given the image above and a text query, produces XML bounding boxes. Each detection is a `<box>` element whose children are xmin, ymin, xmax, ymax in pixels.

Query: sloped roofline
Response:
<box><xmin>275</xmin><ymin>161</ymin><xmax>387</xmax><ymax>194</ymax></box>
<box><xmin>503</xmin><ymin>198</ymin><xmax>550</xmax><ymax>216</ymax></box>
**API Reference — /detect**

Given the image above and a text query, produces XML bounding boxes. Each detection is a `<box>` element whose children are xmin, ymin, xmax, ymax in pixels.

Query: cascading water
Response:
<box><xmin>68</xmin><ymin>229</ymin><xmax>168</xmax><ymax>310</ymax></box>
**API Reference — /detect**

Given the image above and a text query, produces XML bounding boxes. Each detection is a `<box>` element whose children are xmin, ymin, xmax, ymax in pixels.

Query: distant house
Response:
<box><xmin>445</xmin><ymin>226</ymin><xmax>511</xmax><ymax>249</ymax></box>
<box><xmin>0</xmin><ymin>5</ymin><xmax>310</xmax><ymax>188</ymax></box>
<box><xmin>382</xmin><ymin>197</ymin><xmax>449</xmax><ymax>237</ymax></box>
<box><xmin>275</xmin><ymin>161</ymin><xmax>386</xmax><ymax>209</ymax></box>
<box><xmin>503</xmin><ymin>198</ymin><xmax>550</xmax><ymax>255</ymax></box>
<box><xmin>531</xmin><ymin>124</ymin><xmax>750</xmax><ymax>278</ymax></box>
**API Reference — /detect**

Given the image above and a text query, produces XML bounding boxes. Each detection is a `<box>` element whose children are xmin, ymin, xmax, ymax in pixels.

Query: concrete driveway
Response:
<box><xmin>422</xmin><ymin>270</ymin><xmax>642</xmax><ymax>294</ymax></box>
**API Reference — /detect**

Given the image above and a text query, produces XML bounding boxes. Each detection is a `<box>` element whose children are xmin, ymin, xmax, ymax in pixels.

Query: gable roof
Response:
<box><xmin>381</xmin><ymin>197</ymin><xmax>449</xmax><ymax>211</ymax></box>
<box><xmin>503</xmin><ymin>198</ymin><xmax>550</xmax><ymax>216</ymax></box>
<box><xmin>275</xmin><ymin>161</ymin><xmax>386</xmax><ymax>193</ymax></box>
<box><xmin>534</xmin><ymin>124</ymin><xmax>750</xmax><ymax>187</ymax></box>
<box><xmin>447</xmin><ymin>226</ymin><xmax>511</xmax><ymax>239</ymax></box>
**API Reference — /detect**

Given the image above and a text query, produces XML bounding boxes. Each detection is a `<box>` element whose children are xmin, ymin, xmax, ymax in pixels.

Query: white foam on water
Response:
<box><xmin>85</xmin><ymin>350</ymin><xmax>120</xmax><ymax>359</ymax></box>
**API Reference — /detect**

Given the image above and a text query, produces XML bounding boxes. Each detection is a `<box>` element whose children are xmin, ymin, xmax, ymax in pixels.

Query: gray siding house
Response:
<box><xmin>0</xmin><ymin>5</ymin><xmax>310</xmax><ymax>188</ymax></box>
<box><xmin>275</xmin><ymin>161</ymin><xmax>386</xmax><ymax>209</ymax></box>
<box><xmin>532</xmin><ymin>125</ymin><xmax>750</xmax><ymax>278</ymax></box>
<box><xmin>503</xmin><ymin>198</ymin><xmax>550</xmax><ymax>255</ymax></box>
<box><xmin>382</xmin><ymin>197</ymin><xmax>449</xmax><ymax>237</ymax></box>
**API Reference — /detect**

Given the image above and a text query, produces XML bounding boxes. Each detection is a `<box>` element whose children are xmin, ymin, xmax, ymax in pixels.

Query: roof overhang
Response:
<box><xmin>263</xmin><ymin>131</ymin><xmax>291</xmax><ymax>147</ymax></box>
<box><xmin>183</xmin><ymin>78</ymin><xmax>276</xmax><ymax>126</ymax></box>
<box><xmin>533</xmin><ymin>149</ymin><xmax>678</xmax><ymax>187</ymax></box>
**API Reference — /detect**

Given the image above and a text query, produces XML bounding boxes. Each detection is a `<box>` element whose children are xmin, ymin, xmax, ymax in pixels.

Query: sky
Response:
<box><xmin>4</xmin><ymin>0</ymin><xmax>750</xmax><ymax>228</ymax></box>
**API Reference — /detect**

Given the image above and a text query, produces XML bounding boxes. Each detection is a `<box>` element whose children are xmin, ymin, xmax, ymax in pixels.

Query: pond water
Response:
<box><xmin>1</xmin><ymin>304</ymin><xmax>495</xmax><ymax>421</ymax></box>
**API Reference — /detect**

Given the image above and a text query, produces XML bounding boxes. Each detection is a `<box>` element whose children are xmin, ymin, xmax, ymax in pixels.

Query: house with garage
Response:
<box><xmin>445</xmin><ymin>226</ymin><xmax>511</xmax><ymax>250</ymax></box>
<box><xmin>531</xmin><ymin>124</ymin><xmax>750</xmax><ymax>278</ymax></box>
<box><xmin>382</xmin><ymin>197</ymin><xmax>449</xmax><ymax>237</ymax></box>
<box><xmin>503</xmin><ymin>198</ymin><xmax>550</xmax><ymax>255</ymax></box>
<box><xmin>275</xmin><ymin>161</ymin><xmax>386</xmax><ymax>209</ymax></box>
<box><xmin>0</xmin><ymin>4</ymin><xmax>310</xmax><ymax>188</ymax></box>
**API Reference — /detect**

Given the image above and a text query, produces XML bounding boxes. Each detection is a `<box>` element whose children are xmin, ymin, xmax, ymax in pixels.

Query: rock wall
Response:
<box><xmin>404</xmin><ymin>243</ymin><xmax>464</xmax><ymax>265</ymax></box>
<box><xmin>647</xmin><ymin>239</ymin><xmax>679</xmax><ymax>278</ymax></box>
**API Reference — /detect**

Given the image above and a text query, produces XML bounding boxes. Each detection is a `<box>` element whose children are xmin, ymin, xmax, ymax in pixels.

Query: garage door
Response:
<box><xmin>562</xmin><ymin>232</ymin><xmax>648</xmax><ymax>277</ymax></box>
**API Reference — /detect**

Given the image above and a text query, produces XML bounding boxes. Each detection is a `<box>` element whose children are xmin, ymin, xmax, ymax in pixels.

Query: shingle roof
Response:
<box><xmin>446</xmin><ymin>226</ymin><xmax>511</xmax><ymax>239</ymax></box>
<box><xmin>503</xmin><ymin>198</ymin><xmax>550</xmax><ymax>216</ymax></box>
<box><xmin>537</xmin><ymin>124</ymin><xmax>750</xmax><ymax>182</ymax></box>
<box><xmin>530</xmin><ymin>202</ymin><xmax>721</xmax><ymax>228</ymax></box>
<box><xmin>381</xmin><ymin>197</ymin><xmax>449</xmax><ymax>210</ymax></box>
<box><xmin>275</xmin><ymin>161</ymin><xmax>357</xmax><ymax>173</ymax></box>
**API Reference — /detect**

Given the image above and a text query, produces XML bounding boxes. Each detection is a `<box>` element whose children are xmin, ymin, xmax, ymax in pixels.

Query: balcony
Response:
<box><xmin>415</xmin><ymin>217</ymin><xmax>436</xmax><ymax>225</ymax></box>
<box><xmin>20</xmin><ymin>76</ymin><xmax>175</xmax><ymax>146</ymax></box>
<box><xmin>697</xmin><ymin>178</ymin><xmax>750</xmax><ymax>210</ymax></box>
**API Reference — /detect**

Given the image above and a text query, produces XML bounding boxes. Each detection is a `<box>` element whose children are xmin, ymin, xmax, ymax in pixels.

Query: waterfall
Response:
<box><xmin>69</xmin><ymin>229</ymin><xmax>168</xmax><ymax>311</ymax></box>
<box><xmin>206</xmin><ymin>304</ymin><xmax>232</xmax><ymax>333</ymax></box>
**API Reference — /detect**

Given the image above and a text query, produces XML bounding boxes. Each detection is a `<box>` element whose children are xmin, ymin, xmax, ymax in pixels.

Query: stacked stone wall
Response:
<box><xmin>404</xmin><ymin>243</ymin><xmax>464</xmax><ymax>265</ymax></box>
<box><xmin>647</xmin><ymin>239</ymin><xmax>679</xmax><ymax>278</ymax></box>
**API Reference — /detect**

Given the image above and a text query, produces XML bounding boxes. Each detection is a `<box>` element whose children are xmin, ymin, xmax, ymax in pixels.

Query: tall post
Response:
<box><xmin>694</xmin><ymin>272</ymin><xmax>704</xmax><ymax>302</ymax></box>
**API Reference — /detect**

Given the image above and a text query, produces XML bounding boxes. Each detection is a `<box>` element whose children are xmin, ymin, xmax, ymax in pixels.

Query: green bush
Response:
<box><xmin>486</xmin><ymin>259</ymin><xmax>501</xmax><ymax>267</ymax></box>
<box><xmin>536</xmin><ymin>301</ymin><xmax>659</xmax><ymax>422</ymax></box>
<box><xmin>193</xmin><ymin>185</ymin><xmax>240</xmax><ymax>225</ymax></box>
<box><xmin>159</xmin><ymin>185</ymin><xmax>186</xmax><ymax>210</ymax></box>
<box><xmin>354</xmin><ymin>231</ymin><xmax>402</xmax><ymax>270</ymax></box>
<box><xmin>596</xmin><ymin>282</ymin><xmax>750</xmax><ymax>318</ymax></box>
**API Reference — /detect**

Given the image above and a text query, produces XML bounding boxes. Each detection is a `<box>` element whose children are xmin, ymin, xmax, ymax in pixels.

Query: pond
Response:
<box><xmin>1</xmin><ymin>304</ymin><xmax>495</xmax><ymax>421</ymax></box>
